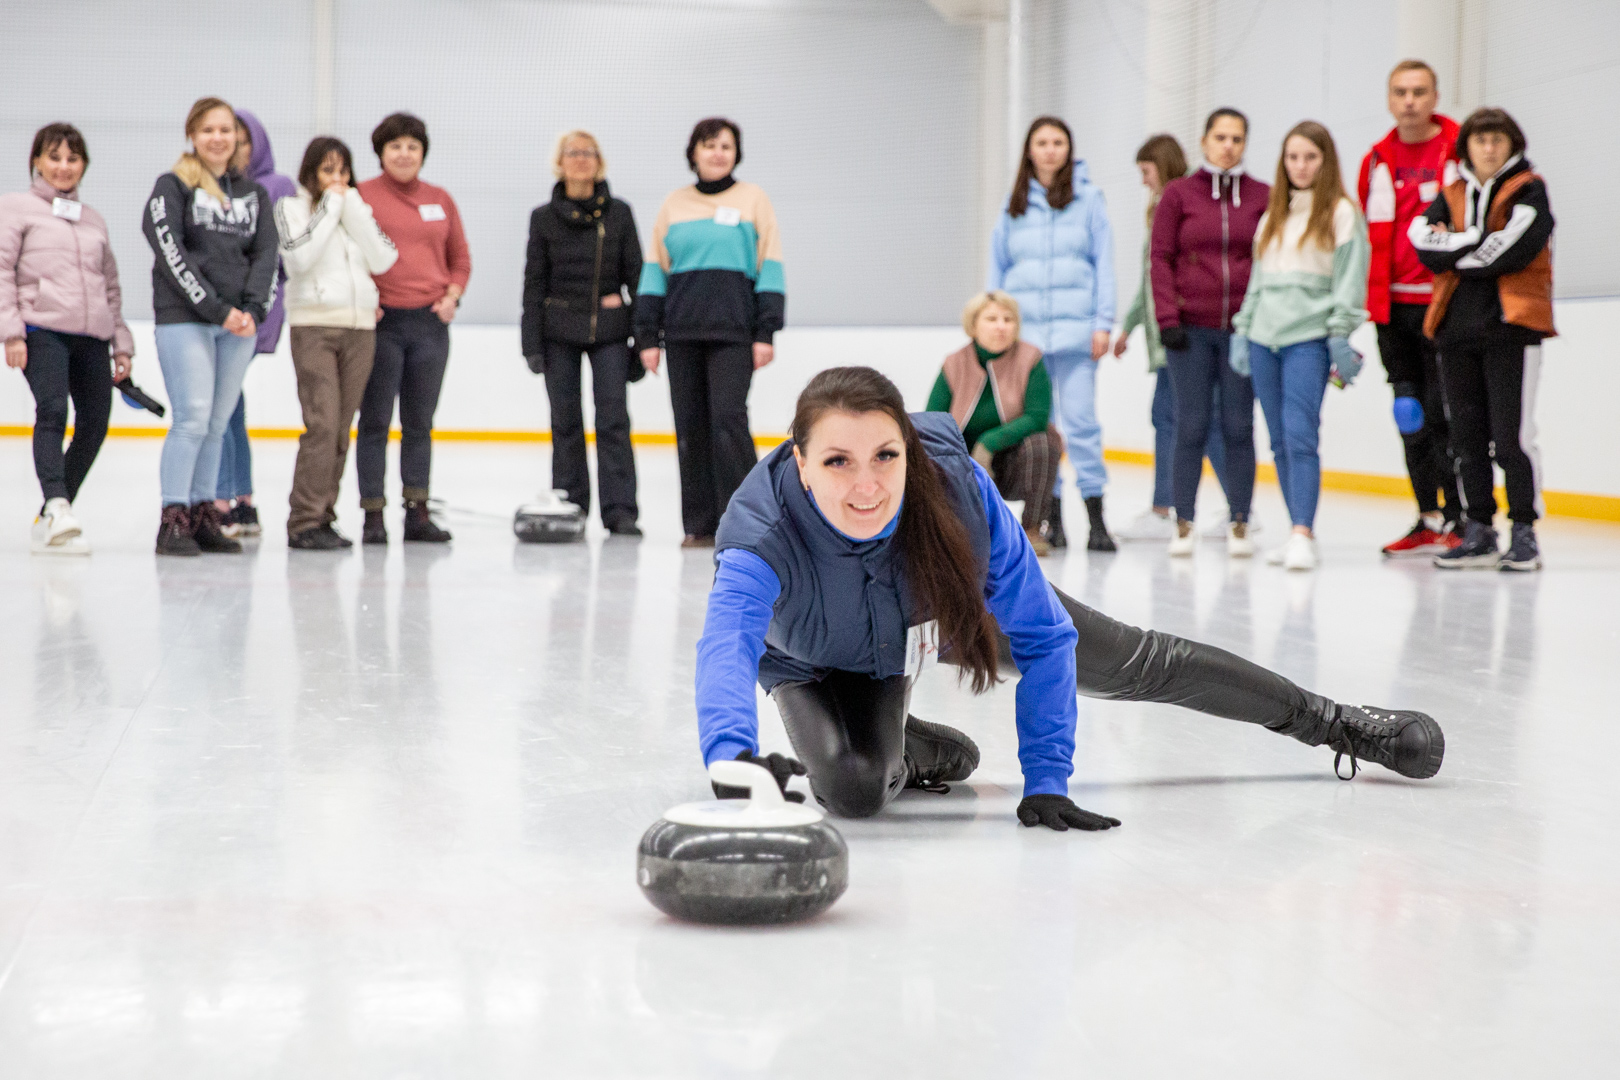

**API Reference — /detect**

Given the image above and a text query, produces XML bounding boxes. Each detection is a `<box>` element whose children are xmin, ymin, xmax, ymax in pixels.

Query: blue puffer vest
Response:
<box><xmin>715</xmin><ymin>412</ymin><xmax>992</xmax><ymax>689</ymax></box>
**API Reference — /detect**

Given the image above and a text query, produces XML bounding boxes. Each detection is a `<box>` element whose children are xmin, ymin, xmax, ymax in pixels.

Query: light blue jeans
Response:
<box><xmin>1044</xmin><ymin>348</ymin><xmax>1106</xmax><ymax>500</ymax></box>
<box><xmin>215</xmin><ymin>392</ymin><xmax>254</xmax><ymax>501</ymax></box>
<box><xmin>155</xmin><ymin>323</ymin><xmax>256</xmax><ymax>506</ymax></box>
<box><xmin>1249</xmin><ymin>338</ymin><xmax>1332</xmax><ymax>529</ymax></box>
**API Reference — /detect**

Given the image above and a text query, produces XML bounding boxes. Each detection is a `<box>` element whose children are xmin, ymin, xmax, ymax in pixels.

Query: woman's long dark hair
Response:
<box><xmin>296</xmin><ymin>136</ymin><xmax>355</xmax><ymax>197</ymax></box>
<box><xmin>1009</xmin><ymin>116</ymin><xmax>1075</xmax><ymax>218</ymax></box>
<box><xmin>790</xmin><ymin>367</ymin><xmax>1001</xmax><ymax>693</ymax></box>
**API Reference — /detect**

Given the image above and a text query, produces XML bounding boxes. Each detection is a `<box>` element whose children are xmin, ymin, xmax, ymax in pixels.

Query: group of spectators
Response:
<box><xmin>1</xmin><ymin>58</ymin><xmax>1555</xmax><ymax>572</ymax></box>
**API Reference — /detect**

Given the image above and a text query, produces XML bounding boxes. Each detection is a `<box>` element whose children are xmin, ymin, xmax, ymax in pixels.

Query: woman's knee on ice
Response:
<box><xmin>809</xmin><ymin>752</ymin><xmax>901</xmax><ymax>819</ymax></box>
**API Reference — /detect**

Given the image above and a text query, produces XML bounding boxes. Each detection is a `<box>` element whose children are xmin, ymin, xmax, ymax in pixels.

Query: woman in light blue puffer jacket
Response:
<box><xmin>988</xmin><ymin>116</ymin><xmax>1116</xmax><ymax>551</ymax></box>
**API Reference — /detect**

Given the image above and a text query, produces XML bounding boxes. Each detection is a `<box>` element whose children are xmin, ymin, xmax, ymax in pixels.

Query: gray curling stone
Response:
<box><xmin>638</xmin><ymin>760</ymin><xmax>848</xmax><ymax>926</ymax></box>
<box><xmin>514</xmin><ymin>490</ymin><xmax>586</xmax><ymax>543</ymax></box>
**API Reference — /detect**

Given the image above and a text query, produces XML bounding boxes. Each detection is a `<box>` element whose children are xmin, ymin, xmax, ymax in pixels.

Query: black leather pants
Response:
<box><xmin>770</xmin><ymin>586</ymin><xmax>1339</xmax><ymax>819</ymax></box>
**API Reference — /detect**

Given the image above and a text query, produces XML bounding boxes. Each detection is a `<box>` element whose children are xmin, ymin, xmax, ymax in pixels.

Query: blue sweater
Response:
<box><xmin>695</xmin><ymin>464</ymin><xmax>1080</xmax><ymax>797</ymax></box>
<box><xmin>987</xmin><ymin>161</ymin><xmax>1116</xmax><ymax>355</ymax></box>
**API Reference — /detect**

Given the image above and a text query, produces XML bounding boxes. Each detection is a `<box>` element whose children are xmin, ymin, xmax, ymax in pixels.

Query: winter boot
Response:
<box><xmin>190</xmin><ymin>501</ymin><xmax>242</xmax><ymax>553</ymax></box>
<box><xmin>1084</xmin><ymin>495</ymin><xmax>1116</xmax><ymax>552</ymax></box>
<box><xmin>1043</xmin><ymin>495</ymin><xmax>1068</xmax><ymax>550</ymax></box>
<box><xmin>903</xmin><ymin>715</ymin><xmax>981</xmax><ymax>793</ymax></box>
<box><xmin>155</xmin><ymin>504</ymin><xmax>200</xmax><ymax>557</ymax></box>
<box><xmin>403</xmin><ymin>498</ymin><xmax>452</xmax><ymax>543</ymax></box>
<box><xmin>362</xmin><ymin>510</ymin><xmax>388</xmax><ymax>545</ymax></box>
<box><xmin>1325</xmin><ymin>705</ymin><xmax>1445</xmax><ymax>780</ymax></box>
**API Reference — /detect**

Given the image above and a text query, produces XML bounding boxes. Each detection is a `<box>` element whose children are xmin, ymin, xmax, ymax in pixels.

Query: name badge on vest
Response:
<box><xmin>418</xmin><ymin>203</ymin><xmax>446</xmax><ymax>222</ymax></box>
<box><xmin>713</xmin><ymin>206</ymin><xmax>741</xmax><ymax>227</ymax></box>
<box><xmin>905</xmin><ymin>621</ymin><xmax>940</xmax><ymax>679</ymax></box>
<box><xmin>52</xmin><ymin>197</ymin><xmax>83</xmax><ymax>221</ymax></box>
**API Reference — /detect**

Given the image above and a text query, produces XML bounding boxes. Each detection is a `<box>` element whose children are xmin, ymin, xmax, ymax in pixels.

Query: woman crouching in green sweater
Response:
<box><xmin>1230</xmin><ymin>121</ymin><xmax>1370</xmax><ymax>571</ymax></box>
<box><xmin>927</xmin><ymin>291</ymin><xmax>1063</xmax><ymax>555</ymax></box>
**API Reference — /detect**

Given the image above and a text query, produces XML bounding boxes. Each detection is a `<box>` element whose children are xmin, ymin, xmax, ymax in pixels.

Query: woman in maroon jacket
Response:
<box><xmin>1150</xmin><ymin>108</ymin><xmax>1269</xmax><ymax>557</ymax></box>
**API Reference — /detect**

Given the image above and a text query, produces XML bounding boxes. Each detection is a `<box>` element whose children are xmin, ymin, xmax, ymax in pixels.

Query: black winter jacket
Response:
<box><xmin>142</xmin><ymin>171</ymin><xmax>279</xmax><ymax>325</ymax></box>
<box><xmin>521</xmin><ymin>180</ymin><xmax>643</xmax><ymax>358</ymax></box>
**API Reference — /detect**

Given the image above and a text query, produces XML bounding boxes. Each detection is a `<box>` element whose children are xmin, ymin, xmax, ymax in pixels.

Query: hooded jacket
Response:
<box><xmin>275</xmin><ymin>186</ymin><xmax>398</xmax><ymax>329</ymax></box>
<box><xmin>142</xmin><ymin>167</ymin><xmax>279</xmax><ymax>327</ymax></box>
<box><xmin>1411</xmin><ymin>155</ymin><xmax>1555</xmax><ymax>343</ymax></box>
<box><xmin>1150</xmin><ymin>164</ymin><xmax>1270</xmax><ymax>332</ymax></box>
<box><xmin>986</xmin><ymin>163</ymin><xmax>1116</xmax><ymax>355</ymax></box>
<box><xmin>521</xmin><ymin>179</ymin><xmax>642</xmax><ymax>354</ymax></box>
<box><xmin>1356</xmin><ymin>114</ymin><xmax>1460</xmax><ymax>324</ymax></box>
<box><xmin>0</xmin><ymin>174</ymin><xmax>134</xmax><ymax>355</ymax></box>
<box><xmin>235</xmin><ymin>111</ymin><xmax>296</xmax><ymax>352</ymax></box>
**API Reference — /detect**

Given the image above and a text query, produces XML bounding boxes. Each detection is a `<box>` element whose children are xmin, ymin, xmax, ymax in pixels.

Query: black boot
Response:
<box><xmin>903</xmin><ymin>716</ymin><xmax>980</xmax><ymax>793</ymax></box>
<box><xmin>1085</xmin><ymin>495</ymin><xmax>1116</xmax><ymax>552</ymax></box>
<box><xmin>190</xmin><ymin>501</ymin><xmax>242</xmax><ymax>553</ymax></box>
<box><xmin>362</xmin><ymin>510</ymin><xmax>388</xmax><ymax>545</ymax></box>
<box><xmin>1043</xmin><ymin>496</ymin><xmax>1068</xmax><ymax>550</ymax></box>
<box><xmin>403</xmin><ymin>499</ymin><xmax>451</xmax><ymax>543</ymax></box>
<box><xmin>155</xmin><ymin>504</ymin><xmax>200</xmax><ymax>556</ymax></box>
<box><xmin>1326</xmin><ymin>705</ymin><xmax>1446</xmax><ymax>780</ymax></box>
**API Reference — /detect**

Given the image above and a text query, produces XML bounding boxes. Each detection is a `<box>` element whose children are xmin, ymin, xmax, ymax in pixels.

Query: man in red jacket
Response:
<box><xmin>1357</xmin><ymin>60</ymin><xmax>1463</xmax><ymax>557</ymax></box>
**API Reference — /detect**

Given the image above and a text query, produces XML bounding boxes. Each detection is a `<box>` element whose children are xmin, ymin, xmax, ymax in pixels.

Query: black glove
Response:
<box><xmin>714</xmin><ymin>750</ymin><xmax>808</xmax><ymax>803</ymax></box>
<box><xmin>525</xmin><ymin>353</ymin><xmax>545</xmax><ymax>375</ymax></box>
<box><xmin>1016</xmin><ymin>794</ymin><xmax>1121</xmax><ymax>832</ymax></box>
<box><xmin>1158</xmin><ymin>325</ymin><xmax>1189</xmax><ymax>352</ymax></box>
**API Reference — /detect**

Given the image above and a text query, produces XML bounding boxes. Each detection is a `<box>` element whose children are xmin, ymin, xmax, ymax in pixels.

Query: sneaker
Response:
<box><xmin>1282</xmin><ymin>532</ymin><xmax>1318</xmax><ymax>571</ymax></box>
<box><xmin>1024</xmin><ymin>527</ymin><xmax>1052</xmax><ymax>557</ymax></box>
<box><xmin>903</xmin><ymin>715</ymin><xmax>980</xmax><ymax>793</ymax></box>
<box><xmin>289</xmin><ymin>524</ymin><xmax>347</xmax><ymax>550</ymax></box>
<box><xmin>403</xmin><ymin>499</ymin><xmax>451</xmax><ymax>543</ymax></box>
<box><xmin>1115</xmin><ymin>508</ymin><xmax>1176</xmax><ymax>542</ymax></box>
<box><xmin>1227</xmin><ymin>520</ymin><xmax>1255</xmax><ymax>559</ymax></box>
<box><xmin>604</xmin><ymin>514</ymin><xmax>643</xmax><ymax>537</ymax></box>
<box><xmin>31</xmin><ymin>498</ymin><xmax>87</xmax><ymax>555</ymax></box>
<box><xmin>681</xmin><ymin>534</ymin><xmax>715</xmax><ymax>549</ymax></box>
<box><xmin>1168</xmin><ymin>518</ymin><xmax>1196</xmax><ymax>557</ymax></box>
<box><xmin>1201</xmin><ymin>511</ymin><xmax>1262</xmax><ymax>541</ymax></box>
<box><xmin>1083</xmin><ymin>496</ymin><xmax>1116</xmax><ymax>552</ymax></box>
<box><xmin>324</xmin><ymin>523</ymin><xmax>354</xmax><ymax>549</ymax></box>
<box><xmin>1326</xmin><ymin>705</ymin><xmax>1445</xmax><ymax>780</ymax></box>
<box><xmin>1382</xmin><ymin>519</ymin><xmax>1454</xmax><ymax>558</ymax></box>
<box><xmin>155</xmin><ymin>504</ymin><xmax>201</xmax><ymax>556</ymax></box>
<box><xmin>1043</xmin><ymin>495</ymin><xmax>1068</xmax><ymax>550</ymax></box>
<box><xmin>1433</xmin><ymin>520</ymin><xmax>1499</xmax><ymax>569</ymax></box>
<box><xmin>1499</xmin><ymin>522</ymin><xmax>1541</xmax><ymax>572</ymax></box>
<box><xmin>190</xmin><ymin>501</ymin><xmax>242</xmax><ymax>553</ymax></box>
<box><xmin>362</xmin><ymin>510</ymin><xmax>388</xmax><ymax>545</ymax></box>
<box><xmin>229</xmin><ymin>503</ymin><xmax>262</xmax><ymax>537</ymax></box>
<box><xmin>1265</xmin><ymin>545</ymin><xmax>1287</xmax><ymax>566</ymax></box>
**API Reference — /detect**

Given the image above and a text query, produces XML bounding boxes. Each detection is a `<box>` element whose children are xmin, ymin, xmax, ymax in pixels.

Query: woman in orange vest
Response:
<box><xmin>1411</xmin><ymin>107</ymin><xmax>1554</xmax><ymax>572</ymax></box>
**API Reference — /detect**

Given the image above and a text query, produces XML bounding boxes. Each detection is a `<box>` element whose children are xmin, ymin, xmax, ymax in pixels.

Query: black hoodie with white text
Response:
<box><xmin>142</xmin><ymin>170</ymin><xmax>280</xmax><ymax>325</ymax></box>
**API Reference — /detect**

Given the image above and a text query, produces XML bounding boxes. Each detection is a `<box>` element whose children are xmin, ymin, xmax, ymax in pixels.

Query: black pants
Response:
<box><xmin>664</xmin><ymin>340</ymin><xmax>756</xmax><ymax>537</ymax></box>
<box><xmin>1165</xmin><ymin>325</ymin><xmax>1255</xmax><ymax>522</ymax></box>
<box><xmin>358</xmin><ymin>306</ymin><xmax>451</xmax><ymax>508</ymax></box>
<box><xmin>1438</xmin><ymin>335</ymin><xmax>1544</xmax><ymax>526</ymax></box>
<box><xmin>543</xmin><ymin>339</ymin><xmax>638</xmax><ymax>524</ymax></box>
<box><xmin>22</xmin><ymin>329</ymin><xmax>112</xmax><ymax>504</ymax></box>
<box><xmin>772</xmin><ymin>586</ymin><xmax>1339</xmax><ymax>818</ymax></box>
<box><xmin>1377</xmin><ymin>304</ymin><xmax>1460</xmax><ymax>522</ymax></box>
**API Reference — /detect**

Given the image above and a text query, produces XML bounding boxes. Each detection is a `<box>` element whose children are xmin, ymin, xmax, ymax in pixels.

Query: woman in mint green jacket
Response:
<box><xmin>1230</xmin><ymin>121</ymin><xmax>1369</xmax><ymax>571</ymax></box>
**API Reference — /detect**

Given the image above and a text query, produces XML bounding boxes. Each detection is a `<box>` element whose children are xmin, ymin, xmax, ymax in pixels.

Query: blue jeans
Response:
<box><xmin>1043</xmin><ymin>348</ymin><xmax>1106</xmax><ymax>500</ymax></box>
<box><xmin>1250</xmin><ymin>338</ymin><xmax>1332</xmax><ymax>529</ymax></box>
<box><xmin>1150</xmin><ymin>366</ymin><xmax>1229</xmax><ymax>509</ymax></box>
<box><xmin>1165</xmin><ymin>325</ymin><xmax>1255</xmax><ymax>522</ymax></box>
<box><xmin>155</xmin><ymin>323</ymin><xmax>256</xmax><ymax>506</ymax></box>
<box><xmin>215</xmin><ymin>392</ymin><xmax>254</xmax><ymax>500</ymax></box>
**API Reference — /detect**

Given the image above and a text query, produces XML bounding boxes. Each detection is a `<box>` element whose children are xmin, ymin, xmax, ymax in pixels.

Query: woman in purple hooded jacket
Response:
<box><xmin>213</xmin><ymin>109</ymin><xmax>296</xmax><ymax>537</ymax></box>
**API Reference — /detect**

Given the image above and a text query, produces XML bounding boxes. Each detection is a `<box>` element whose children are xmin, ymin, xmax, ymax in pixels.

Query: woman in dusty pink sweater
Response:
<box><xmin>0</xmin><ymin>123</ymin><xmax>135</xmax><ymax>555</ymax></box>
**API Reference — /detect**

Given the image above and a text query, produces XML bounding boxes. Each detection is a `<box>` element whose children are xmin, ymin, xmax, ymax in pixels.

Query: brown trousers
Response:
<box><xmin>288</xmin><ymin>326</ymin><xmax>376</xmax><ymax>535</ymax></box>
<box><xmin>991</xmin><ymin>427</ymin><xmax>1062</xmax><ymax>530</ymax></box>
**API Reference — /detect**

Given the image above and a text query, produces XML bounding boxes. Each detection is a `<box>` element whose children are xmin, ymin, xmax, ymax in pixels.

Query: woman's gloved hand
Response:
<box><xmin>1328</xmin><ymin>337</ymin><xmax>1363</xmax><ymax>387</ymax></box>
<box><xmin>970</xmin><ymin>442</ymin><xmax>995</xmax><ymax>471</ymax></box>
<box><xmin>1159</xmin><ymin>325</ymin><xmax>1189</xmax><ymax>352</ymax></box>
<box><xmin>714</xmin><ymin>750</ymin><xmax>808</xmax><ymax>803</ymax></box>
<box><xmin>1228</xmin><ymin>333</ymin><xmax>1251</xmax><ymax>377</ymax></box>
<box><xmin>1016</xmin><ymin>794</ymin><xmax>1121</xmax><ymax>832</ymax></box>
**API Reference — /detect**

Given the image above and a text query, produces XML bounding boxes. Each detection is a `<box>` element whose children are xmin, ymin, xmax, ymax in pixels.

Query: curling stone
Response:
<box><xmin>637</xmin><ymin>760</ymin><xmax>848</xmax><ymax>926</ymax></box>
<box><xmin>514</xmin><ymin>489</ymin><xmax>586</xmax><ymax>543</ymax></box>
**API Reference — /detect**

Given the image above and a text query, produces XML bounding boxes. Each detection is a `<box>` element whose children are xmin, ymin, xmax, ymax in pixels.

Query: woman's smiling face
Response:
<box><xmin>792</xmin><ymin>410</ymin><xmax>907</xmax><ymax>540</ymax></box>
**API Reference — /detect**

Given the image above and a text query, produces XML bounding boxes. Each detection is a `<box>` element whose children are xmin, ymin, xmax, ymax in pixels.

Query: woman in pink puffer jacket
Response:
<box><xmin>0</xmin><ymin>122</ymin><xmax>135</xmax><ymax>555</ymax></box>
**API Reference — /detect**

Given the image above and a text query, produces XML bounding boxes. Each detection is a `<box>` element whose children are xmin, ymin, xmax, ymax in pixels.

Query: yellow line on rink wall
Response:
<box><xmin>3</xmin><ymin>425</ymin><xmax>1617</xmax><ymax>521</ymax></box>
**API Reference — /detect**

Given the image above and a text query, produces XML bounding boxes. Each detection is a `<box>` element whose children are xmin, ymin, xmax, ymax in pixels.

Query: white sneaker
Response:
<box><xmin>1167</xmin><ymin>520</ymin><xmax>1196</xmax><ymax>557</ymax></box>
<box><xmin>31</xmin><ymin>498</ymin><xmax>88</xmax><ymax>555</ymax></box>
<box><xmin>1265</xmin><ymin>545</ymin><xmax>1287</xmax><ymax>566</ymax></box>
<box><xmin>1116</xmin><ymin>508</ymin><xmax>1176</xmax><ymax>542</ymax></box>
<box><xmin>1227</xmin><ymin>521</ymin><xmax>1256</xmax><ymax>558</ymax></box>
<box><xmin>1282</xmin><ymin>532</ymin><xmax>1318</xmax><ymax>571</ymax></box>
<box><xmin>1200</xmin><ymin>510</ymin><xmax>1262</xmax><ymax>541</ymax></box>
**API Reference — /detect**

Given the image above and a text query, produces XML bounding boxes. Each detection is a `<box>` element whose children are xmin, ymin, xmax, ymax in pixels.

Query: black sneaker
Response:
<box><xmin>1499</xmin><ymin>522</ymin><xmax>1541</xmax><ymax>572</ymax></box>
<box><xmin>1043</xmin><ymin>496</ymin><xmax>1068</xmax><ymax>550</ymax></box>
<box><xmin>155</xmin><ymin>504</ymin><xmax>200</xmax><ymax>556</ymax></box>
<box><xmin>190</xmin><ymin>501</ymin><xmax>242</xmax><ymax>553</ymax></box>
<box><xmin>1084</xmin><ymin>495</ymin><xmax>1117</xmax><ymax>552</ymax></box>
<box><xmin>903</xmin><ymin>716</ymin><xmax>980</xmax><ymax>793</ymax></box>
<box><xmin>403</xmin><ymin>499</ymin><xmax>452</xmax><ymax>543</ymax></box>
<box><xmin>289</xmin><ymin>524</ymin><xmax>346</xmax><ymax>550</ymax></box>
<box><xmin>362</xmin><ymin>510</ymin><xmax>388</xmax><ymax>545</ymax></box>
<box><xmin>605</xmin><ymin>514</ymin><xmax>643</xmax><ymax>537</ymax></box>
<box><xmin>232</xmin><ymin>503</ymin><xmax>262</xmax><ymax>537</ymax></box>
<box><xmin>1433</xmin><ymin>519</ymin><xmax>1499</xmax><ymax>569</ymax></box>
<box><xmin>1326</xmin><ymin>705</ymin><xmax>1445</xmax><ymax>780</ymax></box>
<box><xmin>323</xmin><ymin>523</ymin><xmax>354</xmax><ymax>548</ymax></box>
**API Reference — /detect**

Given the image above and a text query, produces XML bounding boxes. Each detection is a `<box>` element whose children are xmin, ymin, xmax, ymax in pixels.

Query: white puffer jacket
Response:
<box><xmin>274</xmin><ymin>186</ymin><xmax>397</xmax><ymax>329</ymax></box>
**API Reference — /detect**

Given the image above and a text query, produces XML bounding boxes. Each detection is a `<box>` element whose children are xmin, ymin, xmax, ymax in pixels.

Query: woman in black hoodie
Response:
<box><xmin>521</xmin><ymin>130</ymin><xmax>644</xmax><ymax>535</ymax></box>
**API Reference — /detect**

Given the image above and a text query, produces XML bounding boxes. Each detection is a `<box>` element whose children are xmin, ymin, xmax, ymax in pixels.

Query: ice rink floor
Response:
<box><xmin>2</xmin><ymin>436</ymin><xmax>1617</xmax><ymax>1078</ymax></box>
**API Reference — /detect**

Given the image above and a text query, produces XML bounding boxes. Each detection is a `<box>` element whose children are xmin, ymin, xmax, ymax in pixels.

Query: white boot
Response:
<box><xmin>1282</xmin><ymin>531</ymin><xmax>1318</xmax><ymax>571</ymax></box>
<box><xmin>31</xmin><ymin>498</ymin><xmax>89</xmax><ymax>556</ymax></box>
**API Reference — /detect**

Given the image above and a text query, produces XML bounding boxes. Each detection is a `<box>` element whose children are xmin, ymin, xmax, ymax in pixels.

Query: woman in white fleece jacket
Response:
<box><xmin>274</xmin><ymin>136</ymin><xmax>397</xmax><ymax>549</ymax></box>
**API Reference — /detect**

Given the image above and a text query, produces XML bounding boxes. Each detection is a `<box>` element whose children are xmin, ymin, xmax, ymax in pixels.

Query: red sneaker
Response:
<box><xmin>1382</xmin><ymin>521</ymin><xmax>1453</xmax><ymax>558</ymax></box>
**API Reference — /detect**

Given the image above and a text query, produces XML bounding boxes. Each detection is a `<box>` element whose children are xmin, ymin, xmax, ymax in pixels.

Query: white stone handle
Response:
<box><xmin>707</xmin><ymin>759</ymin><xmax>785</xmax><ymax>808</ymax></box>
